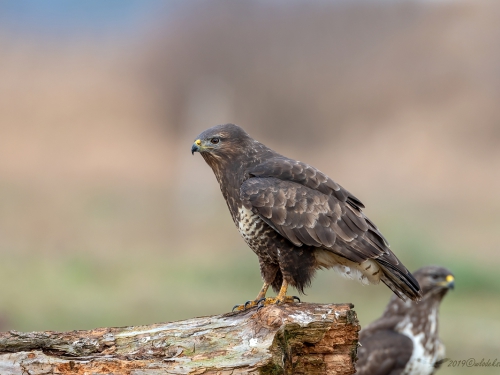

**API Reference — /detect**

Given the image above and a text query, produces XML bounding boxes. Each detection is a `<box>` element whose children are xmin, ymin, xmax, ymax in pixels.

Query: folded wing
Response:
<box><xmin>240</xmin><ymin>177</ymin><xmax>387</xmax><ymax>264</ymax></box>
<box><xmin>240</xmin><ymin>157</ymin><xmax>421</xmax><ymax>300</ymax></box>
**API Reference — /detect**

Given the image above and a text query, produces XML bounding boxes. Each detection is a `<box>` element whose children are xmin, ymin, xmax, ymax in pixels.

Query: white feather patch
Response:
<box><xmin>314</xmin><ymin>249</ymin><xmax>382</xmax><ymax>285</ymax></box>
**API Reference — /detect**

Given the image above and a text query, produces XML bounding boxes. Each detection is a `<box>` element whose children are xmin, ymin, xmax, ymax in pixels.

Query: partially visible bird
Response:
<box><xmin>191</xmin><ymin>124</ymin><xmax>421</xmax><ymax>309</ymax></box>
<box><xmin>356</xmin><ymin>265</ymin><xmax>454</xmax><ymax>375</ymax></box>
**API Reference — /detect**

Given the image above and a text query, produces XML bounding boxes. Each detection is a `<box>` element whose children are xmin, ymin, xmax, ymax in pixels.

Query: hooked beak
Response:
<box><xmin>191</xmin><ymin>139</ymin><xmax>202</xmax><ymax>155</ymax></box>
<box><xmin>438</xmin><ymin>274</ymin><xmax>455</xmax><ymax>290</ymax></box>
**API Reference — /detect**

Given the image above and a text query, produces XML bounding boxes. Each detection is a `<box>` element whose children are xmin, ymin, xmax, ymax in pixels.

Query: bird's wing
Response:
<box><xmin>356</xmin><ymin>329</ymin><xmax>413</xmax><ymax>375</ymax></box>
<box><xmin>243</xmin><ymin>158</ymin><xmax>422</xmax><ymax>301</ymax></box>
<box><xmin>249</xmin><ymin>156</ymin><xmax>366</xmax><ymax>210</ymax></box>
<box><xmin>240</xmin><ymin>176</ymin><xmax>388</xmax><ymax>263</ymax></box>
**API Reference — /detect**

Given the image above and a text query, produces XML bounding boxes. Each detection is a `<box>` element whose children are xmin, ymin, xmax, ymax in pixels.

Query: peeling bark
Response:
<box><xmin>0</xmin><ymin>303</ymin><xmax>359</xmax><ymax>375</ymax></box>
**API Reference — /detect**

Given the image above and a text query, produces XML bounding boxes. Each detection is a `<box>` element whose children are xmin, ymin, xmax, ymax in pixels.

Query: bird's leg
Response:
<box><xmin>232</xmin><ymin>281</ymin><xmax>301</xmax><ymax>312</ymax></box>
<box><xmin>232</xmin><ymin>283</ymin><xmax>270</xmax><ymax>312</ymax></box>
<box><xmin>256</xmin><ymin>280</ymin><xmax>300</xmax><ymax>308</ymax></box>
<box><xmin>255</xmin><ymin>282</ymin><xmax>270</xmax><ymax>301</ymax></box>
<box><xmin>275</xmin><ymin>280</ymin><xmax>290</xmax><ymax>303</ymax></box>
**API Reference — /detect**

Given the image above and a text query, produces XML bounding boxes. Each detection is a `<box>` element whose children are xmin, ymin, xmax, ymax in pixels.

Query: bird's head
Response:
<box><xmin>413</xmin><ymin>265</ymin><xmax>454</xmax><ymax>299</ymax></box>
<box><xmin>191</xmin><ymin>124</ymin><xmax>253</xmax><ymax>162</ymax></box>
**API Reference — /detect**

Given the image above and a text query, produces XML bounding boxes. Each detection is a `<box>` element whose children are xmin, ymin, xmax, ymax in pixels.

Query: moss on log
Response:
<box><xmin>0</xmin><ymin>303</ymin><xmax>359</xmax><ymax>374</ymax></box>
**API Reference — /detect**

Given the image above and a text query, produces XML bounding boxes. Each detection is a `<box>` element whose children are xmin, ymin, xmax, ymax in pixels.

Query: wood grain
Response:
<box><xmin>0</xmin><ymin>303</ymin><xmax>359</xmax><ymax>375</ymax></box>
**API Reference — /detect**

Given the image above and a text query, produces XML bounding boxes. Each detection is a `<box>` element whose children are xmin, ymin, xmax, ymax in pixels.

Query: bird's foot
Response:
<box><xmin>256</xmin><ymin>295</ymin><xmax>300</xmax><ymax>310</ymax></box>
<box><xmin>232</xmin><ymin>298</ymin><xmax>264</xmax><ymax>312</ymax></box>
<box><xmin>232</xmin><ymin>295</ymin><xmax>300</xmax><ymax>312</ymax></box>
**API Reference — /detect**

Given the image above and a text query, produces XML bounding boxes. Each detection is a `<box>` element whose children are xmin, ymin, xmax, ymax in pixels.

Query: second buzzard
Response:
<box><xmin>356</xmin><ymin>266</ymin><xmax>454</xmax><ymax>375</ymax></box>
<box><xmin>191</xmin><ymin>124</ymin><xmax>421</xmax><ymax>309</ymax></box>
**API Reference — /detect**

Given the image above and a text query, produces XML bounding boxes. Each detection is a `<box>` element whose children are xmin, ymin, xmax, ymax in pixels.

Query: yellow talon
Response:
<box><xmin>232</xmin><ymin>281</ymin><xmax>300</xmax><ymax>312</ymax></box>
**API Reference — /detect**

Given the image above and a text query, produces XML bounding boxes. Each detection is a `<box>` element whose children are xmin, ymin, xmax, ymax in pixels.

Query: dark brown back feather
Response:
<box><xmin>243</xmin><ymin>156</ymin><xmax>421</xmax><ymax>301</ymax></box>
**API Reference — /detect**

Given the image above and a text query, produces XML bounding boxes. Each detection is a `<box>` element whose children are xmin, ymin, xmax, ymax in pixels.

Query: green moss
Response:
<box><xmin>259</xmin><ymin>363</ymin><xmax>284</xmax><ymax>375</ymax></box>
<box><xmin>346</xmin><ymin>309</ymin><xmax>359</xmax><ymax>325</ymax></box>
<box><xmin>351</xmin><ymin>340</ymin><xmax>359</xmax><ymax>365</ymax></box>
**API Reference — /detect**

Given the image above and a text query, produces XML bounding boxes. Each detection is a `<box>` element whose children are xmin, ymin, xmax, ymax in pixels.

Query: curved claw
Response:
<box><xmin>256</xmin><ymin>297</ymin><xmax>266</xmax><ymax>305</ymax></box>
<box><xmin>256</xmin><ymin>298</ymin><xmax>266</xmax><ymax>311</ymax></box>
<box><xmin>292</xmin><ymin>296</ymin><xmax>301</xmax><ymax>303</ymax></box>
<box><xmin>232</xmin><ymin>304</ymin><xmax>242</xmax><ymax>312</ymax></box>
<box><xmin>244</xmin><ymin>300</ymin><xmax>253</xmax><ymax>309</ymax></box>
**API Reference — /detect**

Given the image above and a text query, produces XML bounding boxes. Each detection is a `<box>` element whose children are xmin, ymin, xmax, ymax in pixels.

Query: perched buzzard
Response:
<box><xmin>191</xmin><ymin>124</ymin><xmax>421</xmax><ymax>308</ymax></box>
<box><xmin>356</xmin><ymin>266</ymin><xmax>454</xmax><ymax>375</ymax></box>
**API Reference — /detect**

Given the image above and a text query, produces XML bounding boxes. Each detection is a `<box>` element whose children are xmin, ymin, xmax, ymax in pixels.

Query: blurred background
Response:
<box><xmin>0</xmin><ymin>0</ymin><xmax>499</xmax><ymax>373</ymax></box>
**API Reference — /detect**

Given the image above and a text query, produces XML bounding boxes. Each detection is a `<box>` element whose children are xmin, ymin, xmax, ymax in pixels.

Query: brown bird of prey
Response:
<box><xmin>356</xmin><ymin>265</ymin><xmax>454</xmax><ymax>375</ymax></box>
<box><xmin>191</xmin><ymin>124</ymin><xmax>421</xmax><ymax>309</ymax></box>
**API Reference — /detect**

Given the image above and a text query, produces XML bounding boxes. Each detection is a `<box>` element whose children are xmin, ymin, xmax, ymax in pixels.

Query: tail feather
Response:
<box><xmin>378</xmin><ymin>260</ymin><xmax>421</xmax><ymax>301</ymax></box>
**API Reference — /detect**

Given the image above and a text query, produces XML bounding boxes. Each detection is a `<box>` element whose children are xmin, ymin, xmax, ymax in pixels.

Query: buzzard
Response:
<box><xmin>191</xmin><ymin>124</ymin><xmax>421</xmax><ymax>309</ymax></box>
<box><xmin>356</xmin><ymin>265</ymin><xmax>454</xmax><ymax>375</ymax></box>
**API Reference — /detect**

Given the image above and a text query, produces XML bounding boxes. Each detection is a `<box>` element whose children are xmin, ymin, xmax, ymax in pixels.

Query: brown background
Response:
<box><xmin>0</xmin><ymin>1</ymin><xmax>499</xmax><ymax>374</ymax></box>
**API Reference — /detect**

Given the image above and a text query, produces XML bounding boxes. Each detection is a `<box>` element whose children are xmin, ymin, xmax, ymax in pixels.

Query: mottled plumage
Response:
<box><xmin>356</xmin><ymin>266</ymin><xmax>454</xmax><ymax>375</ymax></box>
<box><xmin>191</xmin><ymin>124</ymin><xmax>421</xmax><ymax>303</ymax></box>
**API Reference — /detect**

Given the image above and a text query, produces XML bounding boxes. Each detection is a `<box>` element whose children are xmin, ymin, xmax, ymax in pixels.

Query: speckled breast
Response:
<box><xmin>397</xmin><ymin>309</ymin><xmax>440</xmax><ymax>375</ymax></box>
<box><xmin>236</xmin><ymin>206</ymin><xmax>277</xmax><ymax>260</ymax></box>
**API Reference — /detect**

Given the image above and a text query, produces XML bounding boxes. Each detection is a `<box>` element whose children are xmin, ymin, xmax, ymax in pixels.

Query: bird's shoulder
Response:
<box><xmin>247</xmin><ymin>156</ymin><xmax>364</xmax><ymax>209</ymax></box>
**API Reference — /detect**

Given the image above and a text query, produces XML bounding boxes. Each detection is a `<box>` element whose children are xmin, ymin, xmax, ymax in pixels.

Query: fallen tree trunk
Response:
<box><xmin>0</xmin><ymin>303</ymin><xmax>359</xmax><ymax>375</ymax></box>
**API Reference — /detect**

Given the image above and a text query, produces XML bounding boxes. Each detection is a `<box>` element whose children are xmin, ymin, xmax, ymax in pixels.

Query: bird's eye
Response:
<box><xmin>210</xmin><ymin>137</ymin><xmax>220</xmax><ymax>144</ymax></box>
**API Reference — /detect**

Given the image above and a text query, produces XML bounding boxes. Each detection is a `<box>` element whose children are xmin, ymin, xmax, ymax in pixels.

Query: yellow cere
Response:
<box><xmin>195</xmin><ymin>139</ymin><xmax>201</xmax><ymax>146</ymax></box>
<box><xmin>446</xmin><ymin>275</ymin><xmax>454</xmax><ymax>283</ymax></box>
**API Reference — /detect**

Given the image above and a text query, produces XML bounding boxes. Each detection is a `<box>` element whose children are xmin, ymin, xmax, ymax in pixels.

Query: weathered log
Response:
<box><xmin>0</xmin><ymin>303</ymin><xmax>359</xmax><ymax>375</ymax></box>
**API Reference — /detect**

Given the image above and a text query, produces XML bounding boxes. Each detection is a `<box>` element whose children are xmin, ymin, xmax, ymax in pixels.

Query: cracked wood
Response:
<box><xmin>0</xmin><ymin>303</ymin><xmax>359</xmax><ymax>375</ymax></box>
